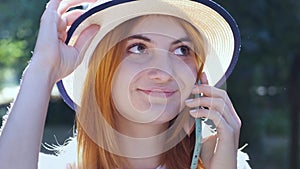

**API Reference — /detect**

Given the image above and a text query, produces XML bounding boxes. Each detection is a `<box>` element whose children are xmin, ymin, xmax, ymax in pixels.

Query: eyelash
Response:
<box><xmin>126</xmin><ymin>42</ymin><xmax>193</xmax><ymax>57</ymax></box>
<box><xmin>127</xmin><ymin>43</ymin><xmax>147</xmax><ymax>54</ymax></box>
<box><xmin>173</xmin><ymin>45</ymin><xmax>191</xmax><ymax>56</ymax></box>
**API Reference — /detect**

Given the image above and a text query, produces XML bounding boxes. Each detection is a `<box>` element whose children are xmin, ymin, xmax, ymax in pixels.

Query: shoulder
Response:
<box><xmin>38</xmin><ymin>137</ymin><xmax>77</xmax><ymax>169</ymax></box>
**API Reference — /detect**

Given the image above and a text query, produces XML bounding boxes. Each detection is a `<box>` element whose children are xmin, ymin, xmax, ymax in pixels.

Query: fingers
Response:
<box><xmin>57</xmin><ymin>9</ymin><xmax>86</xmax><ymax>41</ymax></box>
<box><xmin>199</xmin><ymin>72</ymin><xmax>209</xmax><ymax>84</ymax></box>
<box><xmin>71</xmin><ymin>24</ymin><xmax>100</xmax><ymax>66</ymax></box>
<box><xmin>74</xmin><ymin>24</ymin><xmax>100</xmax><ymax>50</ymax></box>
<box><xmin>46</xmin><ymin>0</ymin><xmax>96</xmax><ymax>42</ymax></box>
<box><xmin>35</xmin><ymin>0</ymin><xmax>62</xmax><ymax>53</ymax></box>
<box><xmin>192</xmin><ymin>84</ymin><xmax>230</xmax><ymax>105</ymax></box>
<box><xmin>58</xmin><ymin>0</ymin><xmax>97</xmax><ymax>14</ymax></box>
<box><xmin>186</xmin><ymin>93</ymin><xmax>240</xmax><ymax>147</ymax></box>
<box><xmin>41</xmin><ymin>0</ymin><xmax>61</xmax><ymax>24</ymax></box>
<box><xmin>192</xmin><ymin>82</ymin><xmax>240</xmax><ymax>125</ymax></box>
<box><xmin>186</xmin><ymin>97</ymin><xmax>237</xmax><ymax>126</ymax></box>
<box><xmin>189</xmin><ymin>109</ymin><xmax>232</xmax><ymax>136</ymax></box>
<box><xmin>187</xmin><ymin>72</ymin><xmax>241</xmax><ymax>149</ymax></box>
<box><xmin>197</xmin><ymin>72</ymin><xmax>239</xmax><ymax>124</ymax></box>
<box><xmin>62</xmin><ymin>10</ymin><xmax>86</xmax><ymax>26</ymax></box>
<box><xmin>40</xmin><ymin>0</ymin><xmax>85</xmax><ymax>42</ymax></box>
<box><xmin>45</xmin><ymin>0</ymin><xmax>61</xmax><ymax>15</ymax></box>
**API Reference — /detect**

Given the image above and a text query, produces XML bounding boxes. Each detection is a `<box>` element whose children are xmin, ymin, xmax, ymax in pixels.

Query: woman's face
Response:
<box><xmin>112</xmin><ymin>15</ymin><xmax>198</xmax><ymax>124</ymax></box>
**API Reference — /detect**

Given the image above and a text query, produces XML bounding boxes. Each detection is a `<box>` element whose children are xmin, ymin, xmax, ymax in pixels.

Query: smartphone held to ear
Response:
<box><xmin>190</xmin><ymin>80</ymin><xmax>203</xmax><ymax>169</ymax></box>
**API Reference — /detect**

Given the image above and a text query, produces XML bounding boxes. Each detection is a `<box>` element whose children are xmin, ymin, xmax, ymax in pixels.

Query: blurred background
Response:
<box><xmin>0</xmin><ymin>0</ymin><xmax>299</xmax><ymax>168</ymax></box>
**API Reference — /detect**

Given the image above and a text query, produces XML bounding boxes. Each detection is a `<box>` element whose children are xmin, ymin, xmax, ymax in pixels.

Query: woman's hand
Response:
<box><xmin>30</xmin><ymin>0</ymin><xmax>99</xmax><ymax>84</ymax></box>
<box><xmin>185</xmin><ymin>72</ymin><xmax>241</xmax><ymax>169</ymax></box>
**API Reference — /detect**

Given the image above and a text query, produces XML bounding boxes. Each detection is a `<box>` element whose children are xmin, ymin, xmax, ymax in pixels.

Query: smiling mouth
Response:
<box><xmin>137</xmin><ymin>88</ymin><xmax>177</xmax><ymax>98</ymax></box>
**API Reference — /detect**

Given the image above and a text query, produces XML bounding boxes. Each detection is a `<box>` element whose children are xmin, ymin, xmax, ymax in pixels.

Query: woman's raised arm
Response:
<box><xmin>0</xmin><ymin>0</ymin><xmax>98</xmax><ymax>168</ymax></box>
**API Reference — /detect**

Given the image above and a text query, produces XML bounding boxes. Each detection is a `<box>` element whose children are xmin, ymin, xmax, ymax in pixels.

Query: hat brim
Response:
<box><xmin>57</xmin><ymin>0</ymin><xmax>241</xmax><ymax>110</ymax></box>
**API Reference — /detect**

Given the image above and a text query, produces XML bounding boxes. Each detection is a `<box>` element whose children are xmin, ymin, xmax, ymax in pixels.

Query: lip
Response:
<box><xmin>137</xmin><ymin>88</ymin><xmax>177</xmax><ymax>97</ymax></box>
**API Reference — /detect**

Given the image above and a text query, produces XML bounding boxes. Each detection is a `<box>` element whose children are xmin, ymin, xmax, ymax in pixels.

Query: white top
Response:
<box><xmin>38</xmin><ymin>137</ymin><xmax>251</xmax><ymax>169</ymax></box>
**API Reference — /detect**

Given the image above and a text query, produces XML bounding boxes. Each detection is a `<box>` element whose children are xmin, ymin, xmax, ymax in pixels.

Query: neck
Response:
<box><xmin>115</xmin><ymin>114</ymin><xmax>168</xmax><ymax>168</ymax></box>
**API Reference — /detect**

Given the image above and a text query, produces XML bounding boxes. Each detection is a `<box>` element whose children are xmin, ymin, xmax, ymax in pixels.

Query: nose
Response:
<box><xmin>147</xmin><ymin>49</ymin><xmax>174</xmax><ymax>83</ymax></box>
<box><xmin>148</xmin><ymin>68</ymin><xmax>172</xmax><ymax>83</ymax></box>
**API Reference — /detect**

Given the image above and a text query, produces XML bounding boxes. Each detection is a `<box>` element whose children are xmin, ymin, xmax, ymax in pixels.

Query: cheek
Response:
<box><xmin>170</xmin><ymin>60</ymin><xmax>197</xmax><ymax>113</ymax></box>
<box><xmin>188</xmin><ymin>56</ymin><xmax>199</xmax><ymax>77</ymax></box>
<box><xmin>111</xmin><ymin>69</ymin><xmax>128</xmax><ymax>112</ymax></box>
<box><xmin>173</xmin><ymin>59</ymin><xmax>197</xmax><ymax>90</ymax></box>
<box><xmin>111</xmin><ymin>59</ymin><xmax>148</xmax><ymax>117</ymax></box>
<box><xmin>111</xmin><ymin>61</ymin><xmax>134</xmax><ymax>103</ymax></box>
<box><xmin>112</xmin><ymin>59</ymin><xmax>143</xmax><ymax>86</ymax></box>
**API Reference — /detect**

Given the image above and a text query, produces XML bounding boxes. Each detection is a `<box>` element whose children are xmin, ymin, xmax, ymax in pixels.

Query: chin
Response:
<box><xmin>150</xmin><ymin>108</ymin><xmax>180</xmax><ymax>124</ymax></box>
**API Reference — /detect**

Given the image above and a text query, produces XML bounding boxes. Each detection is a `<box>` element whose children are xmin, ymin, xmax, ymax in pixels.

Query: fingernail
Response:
<box><xmin>185</xmin><ymin>99</ymin><xmax>193</xmax><ymax>103</ymax></box>
<box><xmin>189</xmin><ymin>109</ymin><xmax>197</xmax><ymax>114</ymax></box>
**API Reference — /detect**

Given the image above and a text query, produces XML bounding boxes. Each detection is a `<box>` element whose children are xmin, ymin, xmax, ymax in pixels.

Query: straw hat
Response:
<box><xmin>57</xmin><ymin>0</ymin><xmax>241</xmax><ymax>110</ymax></box>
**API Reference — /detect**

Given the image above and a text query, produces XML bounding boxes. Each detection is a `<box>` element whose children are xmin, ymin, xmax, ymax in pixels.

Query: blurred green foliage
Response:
<box><xmin>0</xmin><ymin>39</ymin><xmax>27</xmax><ymax>66</ymax></box>
<box><xmin>0</xmin><ymin>0</ymin><xmax>299</xmax><ymax>169</ymax></box>
<box><xmin>0</xmin><ymin>39</ymin><xmax>27</xmax><ymax>88</ymax></box>
<box><xmin>0</xmin><ymin>0</ymin><xmax>47</xmax><ymax>87</ymax></box>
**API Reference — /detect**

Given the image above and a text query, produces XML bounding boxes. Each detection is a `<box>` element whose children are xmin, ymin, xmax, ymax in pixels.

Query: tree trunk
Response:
<box><xmin>288</xmin><ymin>55</ymin><xmax>300</xmax><ymax>169</ymax></box>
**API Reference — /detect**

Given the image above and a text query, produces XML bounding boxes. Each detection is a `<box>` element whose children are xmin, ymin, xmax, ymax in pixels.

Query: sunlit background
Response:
<box><xmin>0</xmin><ymin>0</ymin><xmax>299</xmax><ymax>169</ymax></box>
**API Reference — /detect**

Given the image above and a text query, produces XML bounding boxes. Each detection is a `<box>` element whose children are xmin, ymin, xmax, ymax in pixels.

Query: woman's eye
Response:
<box><xmin>128</xmin><ymin>43</ymin><xmax>146</xmax><ymax>54</ymax></box>
<box><xmin>174</xmin><ymin>46</ymin><xmax>190</xmax><ymax>56</ymax></box>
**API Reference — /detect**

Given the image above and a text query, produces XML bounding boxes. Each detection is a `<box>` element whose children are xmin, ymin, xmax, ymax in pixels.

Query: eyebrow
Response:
<box><xmin>127</xmin><ymin>35</ymin><xmax>151</xmax><ymax>42</ymax></box>
<box><xmin>171</xmin><ymin>37</ymin><xmax>192</xmax><ymax>45</ymax></box>
<box><xmin>127</xmin><ymin>35</ymin><xmax>192</xmax><ymax>45</ymax></box>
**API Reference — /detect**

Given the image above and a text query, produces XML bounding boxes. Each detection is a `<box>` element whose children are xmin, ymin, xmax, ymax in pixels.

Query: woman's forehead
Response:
<box><xmin>128</xmin><ymin>15</ymin><xmax>188</xmax><ymax>39</ymax></box>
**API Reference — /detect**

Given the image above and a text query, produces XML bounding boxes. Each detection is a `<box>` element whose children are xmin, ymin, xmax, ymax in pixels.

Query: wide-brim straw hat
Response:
<box><xmin>57</xmin><ymin>0</ymin><xmax>241</xmax><ymax>110</ymax></box>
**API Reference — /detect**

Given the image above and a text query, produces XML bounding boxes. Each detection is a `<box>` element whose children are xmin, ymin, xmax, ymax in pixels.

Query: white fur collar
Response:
<box><xmin>38</xmin><ymin>137</ymin><xmax>251</xmax><ymax>169</ymax></box>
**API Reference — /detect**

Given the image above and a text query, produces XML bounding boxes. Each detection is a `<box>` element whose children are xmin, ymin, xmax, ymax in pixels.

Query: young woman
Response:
<box><xmin>0</xmin><ymin>0</ymin><xmax>250</xmax><ymax>169</ymax></box>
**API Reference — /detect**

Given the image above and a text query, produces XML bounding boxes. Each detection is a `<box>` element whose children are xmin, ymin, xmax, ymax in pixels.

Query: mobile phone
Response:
<box><xmin>190</xmin><ymin>80</ymin><xmax>203</xmax><ymax>169</ymax></box>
